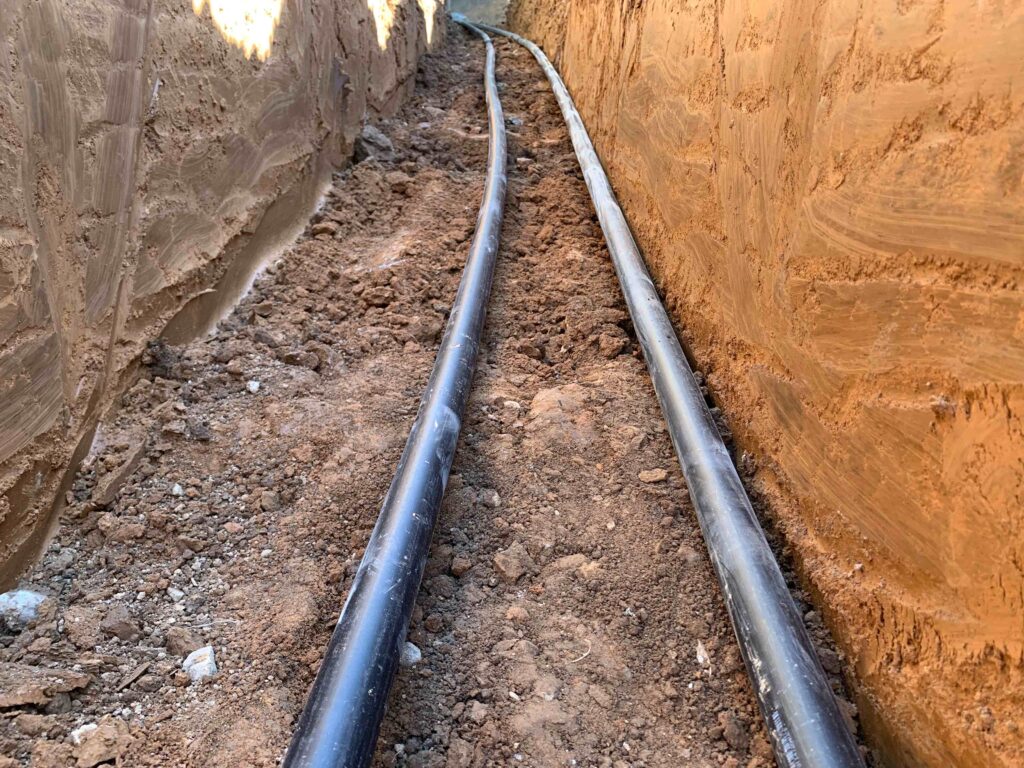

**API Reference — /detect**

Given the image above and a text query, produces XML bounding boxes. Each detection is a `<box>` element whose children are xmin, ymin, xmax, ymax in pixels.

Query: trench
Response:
<box><xmin>1</xmin><ymin>0</ymin><xmax>1020</xmax><ymax>764</ymax></box>
<box><xmin>0</xmin><ymin>18</ymin><xmax>867</xmax><ymax>768</ymax></box>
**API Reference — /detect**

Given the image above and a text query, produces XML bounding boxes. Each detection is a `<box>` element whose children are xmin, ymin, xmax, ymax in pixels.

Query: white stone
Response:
<box><xmin>166</xmin><ymin>586</ymin><xmax>185</xmax><ymax>602</ymax></box>
<box><xmin>70</xmin><ymin>722</ymin><xmax>98</xmax><ymax>745</ymax></box>
<box><xmin>696</xmin><ymin>640</ymin><xmax>710</xmax><ymax>667</ymax></box>
<box><xmin>399</xmin><ymin>641</ymin><xmax>422</xmax><ymax>667</ymax></box>
<box><xmin>0</xmin><ymin>589</ymin><xmax>46</xmax><ymax>630</ymax></box>
<box><xmin>246</xmin><ymin>380</ymin><xmax>261</xmax><ymax>394</ymax></box>
<box><xmin>183</xmin><ymin>645</ymin><xmax>218</xmax><ymax>682</ymax></box>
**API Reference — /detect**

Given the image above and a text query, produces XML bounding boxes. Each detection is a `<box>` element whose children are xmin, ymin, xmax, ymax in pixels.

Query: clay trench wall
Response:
<box><xmin>0</xmin><ymin>1</ymin><xmax>442</xmax><ymax>589</ymax></box>
<box><xmin>506</xmin><ymin>1</ymin><xmax>1024</xmax><ymax>766</ymax></box>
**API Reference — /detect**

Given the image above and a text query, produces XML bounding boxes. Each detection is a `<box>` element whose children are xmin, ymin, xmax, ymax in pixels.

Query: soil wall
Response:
<box><xmin>507</xmin><ymin>1</ymin><xmax>1024</xmax><ymax>765</ymax></box>
<box><xmin>0</xmin><ymin>0</ymin><xmax>442</xmax><ymax>589</ymax></box>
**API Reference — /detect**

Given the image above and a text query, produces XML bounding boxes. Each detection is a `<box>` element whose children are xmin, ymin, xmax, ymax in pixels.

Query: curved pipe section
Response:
<box><xmin>477</xmin><ymin>21</ymin><xmax>864</xmax><ymax>768</ymax></box>
<box><xmin>282</xmin><ymin>18</ymin><xmax>507</xmax><ymax>768</ymax></box>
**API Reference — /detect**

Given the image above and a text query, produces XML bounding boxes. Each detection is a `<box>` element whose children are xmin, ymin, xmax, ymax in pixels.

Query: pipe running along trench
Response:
<box><xmin>474</xmin><ymin>20</ymin><xmax>865</xmax><ymax>768</ymax></box>
<box><xmin>281</xmin><ymin>18</ymin><xmax>507</xmax><ymax>768</ymax></box>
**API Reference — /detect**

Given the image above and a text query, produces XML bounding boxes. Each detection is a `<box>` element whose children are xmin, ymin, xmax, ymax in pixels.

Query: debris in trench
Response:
<box><xmin>182</xmin><ymin>646</ymin><xmax>218</xmax><ymax>683</ymax></box>
<box><xmin>400</xmin><ymin>642</ymin><xmax>423</xmax><ymax>667</ymax></box>
<box><xmin>71</xmin><ymin>716</ymin><xmax>133</xmax><ymax>768</ymax></box>
<box><xmin>638</xmin><ymin>468</ymin><xmax>668</xmax><ymax>483</ymax></box>
<box><xmin>0</xmin><ymin>589</ymin><xmax>47</xmax><ymax>631</ymax></box>
<box><xmin>0</xmin><ymin>663</ymin><xmax>91</xmax><ymax>708</ymax></box>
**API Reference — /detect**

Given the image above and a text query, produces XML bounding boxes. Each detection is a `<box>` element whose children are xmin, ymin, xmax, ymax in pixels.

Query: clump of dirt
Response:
<box><xmin>0</xmin><ymin>25</ymin><xmax>857</xmax><ymax>767</ymax></box>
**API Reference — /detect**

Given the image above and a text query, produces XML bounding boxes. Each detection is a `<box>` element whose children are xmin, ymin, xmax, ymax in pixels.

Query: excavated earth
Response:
<box><xmin>0</xmin><ymin>25</ymin><xmax>860</xmax><ymax>768</ymax></box>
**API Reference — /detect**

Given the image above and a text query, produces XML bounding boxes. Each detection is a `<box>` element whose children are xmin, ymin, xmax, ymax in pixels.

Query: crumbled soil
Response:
<box><xmin>0</xmin><ymin>25</ymin><xmax>859</xmax><ymax>768</ymax></box>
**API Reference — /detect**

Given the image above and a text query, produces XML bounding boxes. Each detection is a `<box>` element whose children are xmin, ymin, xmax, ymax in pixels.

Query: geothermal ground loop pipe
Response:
<box><xmin>281</xmin><ymin>18</ymin><xmax>507</xmax><ymax>768</ymax></box>
<box><xmin>476</xmin><ymin>21</ymin><xmax>865</xmax><ymax>768</ymax></box>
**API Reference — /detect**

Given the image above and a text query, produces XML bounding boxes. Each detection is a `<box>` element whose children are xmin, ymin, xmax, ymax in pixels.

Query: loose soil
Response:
<box><xmin>0</xmin><ymin>24</ymin><xmax>858</xmax><ymax>768</ymax></box>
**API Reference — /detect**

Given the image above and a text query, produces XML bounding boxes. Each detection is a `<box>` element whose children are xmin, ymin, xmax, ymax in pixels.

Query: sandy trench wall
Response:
<box><xmin>506</xmin><ymin>1</ymin><xmax>1024</xmax><ymax>765</ymax></box>
<box><xmin>0</xmin><ymin>0</ymin><xmax>442</xmax><ymax>589</ymax></box>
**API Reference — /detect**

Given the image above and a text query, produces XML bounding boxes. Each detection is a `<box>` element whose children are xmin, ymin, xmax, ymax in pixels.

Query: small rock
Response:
<box><xmin>678</xmin><ymin>543</ymin><xmax>701</xmax><ymax>565</ymax></box>
<box><xmin>0</xmin><ymin>589</ymin><xmax>47</xmax><ymax>631</ymax></box>
<box><xmin>505</xmin><ymin>605</ymin><xmax>529</xmax><ymax>623</ymax></box>
<box><xmin>446</xmin><ymin>738</ymin><xmax>475</xmax><ymax>768</ymax></box>
<box><xmin>165</xmin><ymin>625</ymin><xmax>203</xmax><ymax>657</ymax></box>
<box><xmin>70</xmin><ymin>723</ymin><xmax>98</xmax><ymax>745</ymax></box>
<box><xmin>479</xmin><ymin>489</ymin><xmax>501</xmax><ymax>508</ymax></box>
<box><xmin>400</xmin><ymin>641</ymin><xmax>422</xmax><ymax>667</ymax></box>
<box><xmin>260</xmin><ymin>490</ymin><xmax>281</xmax><ymax>512</ymax></box>
<box><xmin>91</xmin><ymin>439</ymin><xmax>146</xmax><ymax>506</ymax></box>
<box><xmin>577</xmin><ymin>560</ymin><xmax>602</xmax><ymax>580</ymax></box>
<box><xmin>96</xmin><ymin>512</ymin><xmax>119</xmax><ymax>537</ymax></box>
<box><xmin>450</xmin><ymin>555</ymin><xmax>473</xmax><ymax>577</ymax></box>
<box><xmin>246</xmin><ymin>380</ymin><xmax>261</xmax><ymax>394</ymax></box>
<box><xmin>45</xmin><ymin>691</ymin><xmax>72</xmax><ymax>714</ymax></box>
<box><xmin>516</xmin><ymin>339</ymin><xmax>544</xmax><ymax>360</ymax></box>
<box><xmin>253</xmin><ymin>327</ymin><xmax>281</xmax><ymax>347</ymax></box>
<box><xmin>223</xmin><ymin>521</ymin><xmax>244</xmax><ymax>534</ymax></box>
<box><xmin>100</xmin><ymin>604</ymin><xmax>140</xmax><ymax>642</ymax></box>
<box><xmin>64</xmin><ymin>605</ymin><xmax>103</xmax><ymax>649</ymax></box>
<box><xmin>73</xmin><ymin>716</ymin><xmax>132</xmax><ymax>768</ymax></box>
<box><xmin>312</xmin><ymin>220</ymin><xmax>339</xmax><ymax>237</ymax></box>
<box><xmin>357</xmin><ymin>123</ymin><xmax>394</xmax><ymax>156</ymax></box>
<box><xmin>718</xmin><ymin>710</ymin><xmax>750</xmax><ymax>752</ymax></box>
<box><xmin>696</xmin><ymin>640</ymin><xmax>710</xmax><ymax>667</ymax></box>
<box><xmin>182</xmin><ymin>645</ymin><xmax>218</xmax><ymax>683</ymax></box>
<box><xmin>136</xmin><ymin>674</ymin><xmax>162</xmax><ymax>693</ymax></box>
<box><xmin>166</xmin><ymin>586</ymin><xmax>185</xmax><ymax>602</ymax></box>
<box><xmin>588</xmin><ymin>684</ymin><xmax>612</xmax><ymax>709</ymax></box>
<box><xmin>493</xmin><ymin>542</ymin><xmax>534</xmax><ymax>583</ymax></box>
<box><xmin>171</xmin><ymin>482</ymin><xmax>184</xmax><ymax>496</ymax></box>
<box><xmin>29</xmin><ymin>742</ymin><xmax>73</xmax><ymax>768</ymax></box>
<box><xmin>0</xmin><ymin>662</ymin><xmax>90</xmax><ymax>708</ymax></box>
<box><xmin>467</xmin><ymin>700</ymin><xmax>489</xmax><ymax>723</ymax></box>
<box><xmin>597</xmin><ymin>332</ymin><xmax>626</xmax><ymax>359</ymax></box>
<box><xmin>385</xmin><ymin>170</ymin><xmax>413</xmax><ymax>194</ymax></box>
<box><xmin>817</xmin><ymin>647</ymin><xmax>843</xmax><ymax>675</ymax></box>
<box><xmin>638</xmin><ymin>468</ymin><xmax>668</xmax><ymax>483</ymax></box>
<box><xmin>15</xmin><ymin>713</ymin><xmax>55</xmax><ymax>737</ymax></box>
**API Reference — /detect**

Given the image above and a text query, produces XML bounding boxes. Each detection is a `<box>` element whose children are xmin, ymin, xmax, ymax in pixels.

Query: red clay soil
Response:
<box><xmin>0</xmin><ymin>25</ymin><xmax>859</xmax><ymax>768</ymax></box>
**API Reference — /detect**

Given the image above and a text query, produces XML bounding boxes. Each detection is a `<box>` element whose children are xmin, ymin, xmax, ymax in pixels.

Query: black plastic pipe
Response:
<box><xmin>477</xmin><ymin>22</ymin><xmax>864</xmax><ymax>768</ymax></box>
<box><xmin>281</xmin><ymin>18</ymin><xmax>507</xmax><ymax>768</ymax></box>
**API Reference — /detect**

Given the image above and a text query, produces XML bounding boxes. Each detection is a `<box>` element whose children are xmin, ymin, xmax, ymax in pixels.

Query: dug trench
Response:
<box><xmin>0</xmin><ymin>25</ymin><xmax>860</xmax><ymax>768</ymax></box>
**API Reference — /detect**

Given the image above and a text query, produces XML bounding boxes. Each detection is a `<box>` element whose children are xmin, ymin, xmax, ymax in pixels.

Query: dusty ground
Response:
<box><xmin>0</xmin><ymin>25</ymin><xmax>858</xmax><ymax>768</ymax></box>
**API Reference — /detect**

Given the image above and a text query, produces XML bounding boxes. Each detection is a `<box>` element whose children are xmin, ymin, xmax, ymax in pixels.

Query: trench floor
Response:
<box><xmin>0</xmin><ymin>23</ymin><xmax>859</xmax><ymax>768</ymax></box>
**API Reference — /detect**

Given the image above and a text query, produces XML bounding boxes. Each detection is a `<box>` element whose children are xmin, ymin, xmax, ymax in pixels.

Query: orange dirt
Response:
<box><xmin>506</xmin><ymin>1</ymin><xmax>1024</xmax><ymax>765</ymax></box>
